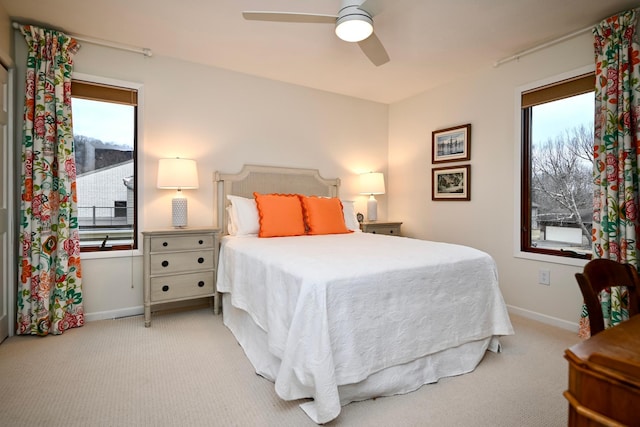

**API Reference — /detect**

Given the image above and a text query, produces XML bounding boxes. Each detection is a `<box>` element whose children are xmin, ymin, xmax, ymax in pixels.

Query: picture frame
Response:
<box><xmin>432</xmin><ymin>123</ymin><xmax>471</xmax><ymax>164</ymax></box>
<box><xmin>432</xmin><ymin>165</ymin><xmax>470</xmax><ymax>201</ymax></box>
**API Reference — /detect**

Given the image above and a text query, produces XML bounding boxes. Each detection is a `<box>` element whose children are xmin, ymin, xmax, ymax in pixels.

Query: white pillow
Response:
<box><xmin>227</xmin><ymin>195</ymin><xmax>260</xmax><ymax>235</ymax></box>
<box><xmin>341</xmin><ymin>200</ymin><xmax>361</xmax><ymax>232</ymax></box>
<box><xmin>226</xmin><ymin>206</ymin><xmax>237</xmax><ymax>235</ymax></box>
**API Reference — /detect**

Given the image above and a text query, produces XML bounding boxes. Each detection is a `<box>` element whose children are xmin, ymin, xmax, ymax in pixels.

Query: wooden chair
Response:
<box><xmin>575</xmin><ymin>258</ymin><xmax>640</xmax><ymax>336</ymax></box>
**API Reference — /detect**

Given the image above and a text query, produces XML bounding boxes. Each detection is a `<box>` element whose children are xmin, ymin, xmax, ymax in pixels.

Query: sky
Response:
<box><xmin>71</xmin><ymin>98</ymin><xmax>135</xmax><ymax>148</ymax></box>
<box><xmin>531</xmin><ymin>92</ymin><xmax>594</xmax><ymax>145</ymax></box>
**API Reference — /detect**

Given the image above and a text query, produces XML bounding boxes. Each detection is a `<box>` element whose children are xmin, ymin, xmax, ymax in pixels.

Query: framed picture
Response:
<box><xmin>432</xmin><ymin>165</ymin><xmax>470</xmax><ymax>201</ymax></box>
<box><xmin>432</xmin><ymin>123</ymin><xmax>471</xmax><ymax>164</ymax></box>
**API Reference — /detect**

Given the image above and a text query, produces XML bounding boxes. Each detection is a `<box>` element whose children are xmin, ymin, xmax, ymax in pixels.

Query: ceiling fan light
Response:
<box><xmin>335</xmin><ymin>15</ymin><xmax>373</xmax><ymax>42</ymax></box>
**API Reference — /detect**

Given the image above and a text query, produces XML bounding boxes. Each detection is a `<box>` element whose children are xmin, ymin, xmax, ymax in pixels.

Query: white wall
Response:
<box><xmin>388</xmin><ymin>33</ymin><xmax>595</xmax><ymax>329</ymax></box>
<box><xmin>13</xmin><ymin>38</ymin><xmax>389</xmax><ymax>319</ymax></box>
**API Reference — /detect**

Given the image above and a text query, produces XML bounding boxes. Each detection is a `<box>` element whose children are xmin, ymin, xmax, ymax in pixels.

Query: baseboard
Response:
<box><xmin>84</xmin><ymin>306</ymin><xmax>144</xmax><ymax>322</ymax></box>
<box><xmin>84</xmin><ymin>298</ymin><xmax>212</xmax><ymax>323</ymax></box>
<box><xmin>85</xmin><ymin>303</ymin><xmax>579</xmax><ymax>333</ymax></box>
<box><xmin>507</xmin><ymin>305</ymin><xmax>579</xmax><ymax>332</ymax></box>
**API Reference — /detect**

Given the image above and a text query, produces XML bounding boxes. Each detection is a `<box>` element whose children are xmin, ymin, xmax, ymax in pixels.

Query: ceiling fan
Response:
<box><xmin>242</xmin><ymin>0</ymin><xmax>389</xmax><ymax>66</ymax></box>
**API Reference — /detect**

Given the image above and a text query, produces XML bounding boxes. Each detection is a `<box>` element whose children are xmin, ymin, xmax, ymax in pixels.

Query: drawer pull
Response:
<box><xmin>162</xmin><ymin>241</ymin><xmax>168</xmax><ymax>247</ymax></box>
<box><xmin>198</xmin><ymin>281</ymin><xmax>205</xmax><ymax>287</ymax></box>
<box><xmin>389</xmin><ymin>230</ymin><xmax>394</xmax><ymax>234</ymax></box>
<box><xmin>162</xmin><ymin>285</ymin><xmax>169</xmax><ymax>292</ymax></box>
<box><xmin>198</xmin><ymin>239</ymin><xmax>204</xmax><ymax>245</ymax></box>
<box><xmin>372</xmin><ymin>231</ymin><xmax>377</xmax><ymax>234</ymax></box>
<box><xmin>161</xmin><ymin>260</ymin><xmax>169</xmax><ymax>267</ymax></box>
<box><xmin>198</xmin><ymin>257</ymin><xmax>204</xmax><ymax>264</ymax></box>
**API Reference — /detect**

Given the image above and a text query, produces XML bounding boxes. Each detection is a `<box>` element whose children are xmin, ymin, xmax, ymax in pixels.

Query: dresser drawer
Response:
<box><xmin>149</xmin><ymin>250</ymin><xmax>214</xmax><ymax>275</ymax></box>
<box><xmin>150</xmin><ymin>234</ymin><xmax>214</xmax><ymax>252</ymax></box>
<box><xmin>359</xmin><ymin>221</ymin><xmax>402</xmax><ymax>236</ymax></box>
<box><xmin>150</xmin><ymin>271</ymin><xmax>215</xmax><ymax>302</ymax></box>
<box><xmin>366</xmin><ymin>225</ymin><xmax>400</xmax><ymax>235</ymax></box>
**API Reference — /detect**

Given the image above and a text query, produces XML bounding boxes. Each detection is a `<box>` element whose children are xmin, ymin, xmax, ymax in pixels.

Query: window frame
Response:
<box><xmin>72</xmin><ymin>73</ymin><xmax>144</xmax><ymax>259</ymax></box>
<box><xmin>513</xmin><ymin>65</ymin><xmax>594</xmax><ymax>267</ymax></box>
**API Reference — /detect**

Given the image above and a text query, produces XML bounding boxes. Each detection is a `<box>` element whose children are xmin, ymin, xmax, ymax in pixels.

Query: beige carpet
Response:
<box><xmin>0</xmin><ymin>309</ymin><xmax>580</xmax><ymax>426</ymax></box>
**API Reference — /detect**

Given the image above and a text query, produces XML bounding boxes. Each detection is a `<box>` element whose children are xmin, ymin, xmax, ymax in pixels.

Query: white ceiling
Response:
<box><xmin>3</xmin><ymin>0</ymin><xmax>639</xmax><ymax>104</ymax></box>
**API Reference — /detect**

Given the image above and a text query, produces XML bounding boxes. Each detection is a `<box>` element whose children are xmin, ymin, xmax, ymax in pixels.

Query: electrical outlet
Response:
<box><xmin>538</xmin><ymin>269</ymin><xmax>551</xmax><ymax>286</ymax></box>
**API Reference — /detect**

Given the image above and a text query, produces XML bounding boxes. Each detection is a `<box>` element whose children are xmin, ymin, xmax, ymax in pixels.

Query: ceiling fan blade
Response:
<box><xmin>242</xmin><ymin>11</ymin><xmax>337</xmax><ymax>24</ymax></box>
<box><xmin>358</xmin><ymin>33</ymin><xmax>390</xmax><ymax>66</ymax></box>
<box><xmin>358</xmin><ymin>0</ymin><xmax>385</xmax><ymax>17</ymax></box>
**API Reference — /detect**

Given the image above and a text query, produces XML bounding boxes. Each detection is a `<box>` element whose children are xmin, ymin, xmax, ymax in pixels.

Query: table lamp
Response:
<box><xmin>359</xmin><ymin>172</ymin><xmax>385</xmax><ymax>221</ymax></box>
<box><xmin>157</xmin><ymin>158</ymin><xmax>199</xmax><ymax>227</ymax></box>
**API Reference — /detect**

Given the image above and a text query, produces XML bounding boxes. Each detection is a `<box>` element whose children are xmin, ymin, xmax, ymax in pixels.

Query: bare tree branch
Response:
<box><xmin>531</xmin><ymin>124</ymin><xmax>593</xmax><ymax>240</ymax></box>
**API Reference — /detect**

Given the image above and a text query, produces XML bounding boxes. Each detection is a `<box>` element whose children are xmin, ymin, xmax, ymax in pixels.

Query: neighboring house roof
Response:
<box><xmin>77</xmin><ymin>159</ymin><xmax>133</xmax><ymax>178</ymax></box>
<box><xmin>76</xmin><ymin>160</ymin><xmax>133</xmax><ymax>213</ymax></box>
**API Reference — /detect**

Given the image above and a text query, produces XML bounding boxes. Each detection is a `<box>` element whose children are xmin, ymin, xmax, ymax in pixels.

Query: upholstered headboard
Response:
<box><xmin>213</xmin><ymin>164</ymin><xmax>340</xmax><ymax>234</ymax></box>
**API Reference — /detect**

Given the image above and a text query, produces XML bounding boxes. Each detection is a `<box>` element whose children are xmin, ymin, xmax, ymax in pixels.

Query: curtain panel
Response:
<box><xmin>582</xmin><ymin>9</ymin><xmax>640</xmax><ymax>338</ymax></box>
<box><xmin>16</xmin><ymin>25</ymin><xmax>84</xmax><ymax>336</ymax></box>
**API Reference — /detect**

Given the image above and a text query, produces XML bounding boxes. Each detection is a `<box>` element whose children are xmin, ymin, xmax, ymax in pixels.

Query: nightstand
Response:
<box><xmin>359</xmin><ymin>221</ymin><xmax>402</xmax><ymax>236</ymax></box>
<box><xmin>142</xmin><ymin>227</ymin><xmax>220</xmax><ymax>327</ymax></box>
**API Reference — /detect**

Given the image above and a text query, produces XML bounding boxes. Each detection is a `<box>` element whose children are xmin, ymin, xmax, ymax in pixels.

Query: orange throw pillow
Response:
<box><xmin>254</xmin><ymin>193</ymin><xmax>306</xmax><ymax>238</ymax></box>
<box><xmin>301</xmin><ymin>196</ymin><xmax>352</xmax><ymax>235</ymax></box>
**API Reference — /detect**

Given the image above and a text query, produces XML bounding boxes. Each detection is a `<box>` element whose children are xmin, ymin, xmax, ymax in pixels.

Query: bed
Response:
<box><xmin>214</xmin><ymin>165</ymin><xmax>514</xmax><ymax>424</ymax></box>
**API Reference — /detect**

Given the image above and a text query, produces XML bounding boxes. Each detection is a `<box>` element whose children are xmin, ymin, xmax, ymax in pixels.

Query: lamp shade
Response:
<box><xmin>157</xmin><ymin>158</ymin><xmax>199</xmax><ymax>189</ymax></box>
<box><xmin>359</xmin><ymin>172</ymin><xmax>385</xmax><ymax>195</ymax></box>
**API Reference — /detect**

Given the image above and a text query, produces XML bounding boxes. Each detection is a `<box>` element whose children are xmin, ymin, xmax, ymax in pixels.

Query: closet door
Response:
<box><xmin>0</xmin><ymin>65</ymin><xmax>9</xmax><ymax>342</ymax></box>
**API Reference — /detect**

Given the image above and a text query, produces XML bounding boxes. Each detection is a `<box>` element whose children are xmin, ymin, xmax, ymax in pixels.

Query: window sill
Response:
<box><xmin>80</xmin><ymin>248</ymin><xmax>142</xmax><ymax>260</ymax></box>
<box><xmin>514</xmin><ymin>250</ymin><xmax>589</xmax><ymax>267</ymax></box>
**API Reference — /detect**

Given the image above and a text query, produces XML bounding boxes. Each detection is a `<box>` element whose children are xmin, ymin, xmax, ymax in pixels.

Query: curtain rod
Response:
<box><xmin>12</xmin><ymin>22</ymin><xmax>153</xmax><ymax>57</ymax></box>
<box><xmin>493</xmin><ymin>25</ymin><xmax>593</xmax><ymax>68</ymax></box>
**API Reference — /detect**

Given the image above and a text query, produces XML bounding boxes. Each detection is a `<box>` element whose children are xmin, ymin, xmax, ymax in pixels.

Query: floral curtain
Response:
<box><xmin>16</xmin><ymin>25</ymin><xmax>84</xmax><ymax>336</ymax></box>
<box><xmin>581</xmin><ymin>9</ymin><xmax>640</xmax><ymax>338</ymax></box>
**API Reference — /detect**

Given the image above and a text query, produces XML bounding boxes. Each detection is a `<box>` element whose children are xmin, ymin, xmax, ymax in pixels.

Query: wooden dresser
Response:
<box><xmin>563</xmin><ymin>315</ymin><xmax>640</xmax><ymax>426</ymax></box>
<box><xmin>142</xmin><ymin>227</ymin><xmax>220</xmax><ymax>327</ymax></box>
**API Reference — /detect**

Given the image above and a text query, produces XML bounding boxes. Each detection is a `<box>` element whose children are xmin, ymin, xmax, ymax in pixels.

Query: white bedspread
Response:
<box><xmin>217</xmin><ymin>233</ymin><xmax>513</xmax><ymax>423</ymax></box>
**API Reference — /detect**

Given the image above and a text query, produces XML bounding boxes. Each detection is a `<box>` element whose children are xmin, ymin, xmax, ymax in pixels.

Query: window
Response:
<box><xmin>521</xmin><ymin>73</ymin><xmax>594</xmax><ymax>259</ymax></box>
<box><xmin>71</xmin><ymin>80</ymin><xmax>138</xmax><ymax>252</ymax></box>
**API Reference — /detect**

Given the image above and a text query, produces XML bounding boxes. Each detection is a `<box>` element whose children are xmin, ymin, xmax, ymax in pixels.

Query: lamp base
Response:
<box><xmin>367</xmin><ymin>195</ymin><xmax>378</xmax><ymax>221</ymax></box>
<box><xmin>172</xmin><ymin>197</ymin><xmax>188</xmax><ymax>228</ymax></box>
